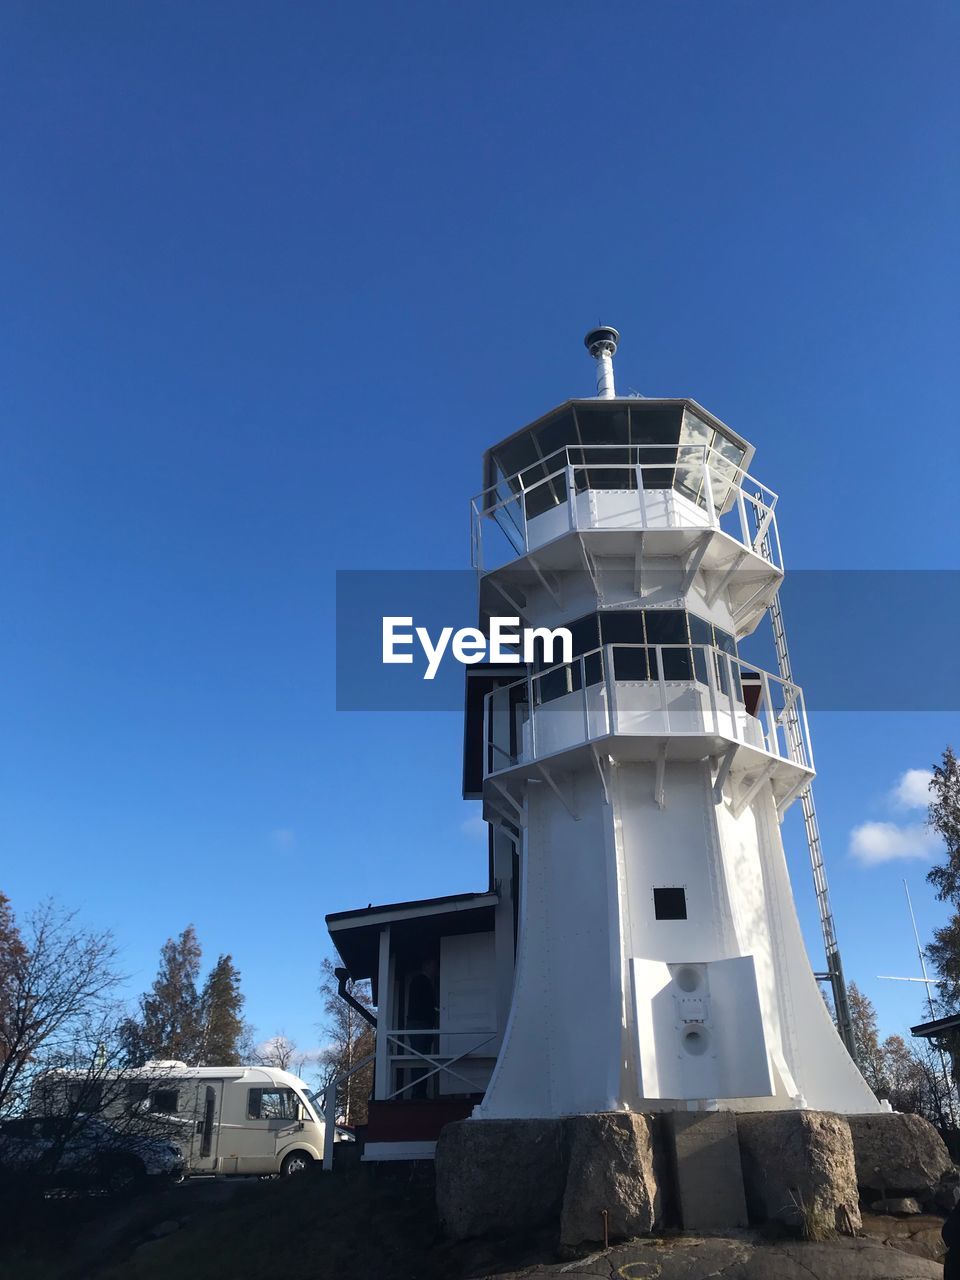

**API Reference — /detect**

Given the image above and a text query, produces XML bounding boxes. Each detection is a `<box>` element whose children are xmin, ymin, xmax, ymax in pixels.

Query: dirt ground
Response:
<box><xmin>0</xmin><ymin>1167</ymin><xmax>949</xmax><ymax>1280</ymax></box>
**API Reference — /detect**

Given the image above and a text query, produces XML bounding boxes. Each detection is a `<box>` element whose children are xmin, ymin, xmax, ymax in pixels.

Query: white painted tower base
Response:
<box><xmin>476</xmin><ymin>760</ymin><xmax>879</xmax><ymax>1119</ymax></box>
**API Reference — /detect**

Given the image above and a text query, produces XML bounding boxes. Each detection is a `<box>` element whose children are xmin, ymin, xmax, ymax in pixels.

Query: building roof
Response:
<box><xmin>911</xmin><ymin>1013</ymin><xmax>960</xmax><ymax>1039</ymax></box>
<box><xmin>326</xmin><ymin>890</ymin><xmax>499</xmax><ymax>983</ymax></box>
<box><xmin>481</xmin><ymin>397</ymin><xmax>756</xmax><ymax>497</ymax></box>
<box><xmin>326</xmin><ymin>889</ymin><xmax>498</xmax><ymax>929</ymax></box>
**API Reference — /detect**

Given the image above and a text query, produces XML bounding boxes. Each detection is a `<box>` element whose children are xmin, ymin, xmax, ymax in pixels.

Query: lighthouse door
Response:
<box><xmin>438</xmin><ymin>933</ymin><xmax>497</xmax><ymax>1096</ymax></box>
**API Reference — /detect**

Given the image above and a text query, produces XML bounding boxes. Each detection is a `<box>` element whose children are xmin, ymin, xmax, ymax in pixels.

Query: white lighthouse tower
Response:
<box><xmin>469</xmin><ymin>328</ymin><xmax>879</xmax><ymax>1119</ymax></box>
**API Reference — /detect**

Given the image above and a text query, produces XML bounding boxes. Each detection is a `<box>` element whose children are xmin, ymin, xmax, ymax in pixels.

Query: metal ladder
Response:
<box><xmin>768</xmin><ymin>586</ymin><xmax>858</xmax><ymax>1061</ymax></box>
<box><xmin>751</xmin><ymin>488</ymin><xmax>857</xmax><ymax>1061</ymax></box>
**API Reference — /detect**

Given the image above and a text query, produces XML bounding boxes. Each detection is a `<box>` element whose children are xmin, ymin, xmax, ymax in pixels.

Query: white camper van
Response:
<box><xmin>36</xmin><ymin>1062</ymin><xmax>326</xmax><ymax>1178</ymax></box>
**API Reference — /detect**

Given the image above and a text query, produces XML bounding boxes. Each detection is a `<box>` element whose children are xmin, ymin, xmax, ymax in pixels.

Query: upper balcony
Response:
<box><xmin>482</xmin><ymin>643</ymin><xmax>813</xmax><ymax>819</ymax></box>
<box><xmin>471</xmin><ymin>440</ymin><xmax>782</xmax><ymax>576</ymax></box>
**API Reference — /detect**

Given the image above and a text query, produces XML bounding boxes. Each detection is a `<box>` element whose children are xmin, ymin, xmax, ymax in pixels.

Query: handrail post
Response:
<box><xmin>580</xmin><ymin>653</ymin><xmax>590</xmax><ymax>744</ymax></box>
<box><xmin>604</xmin><ymin>645</ymin><xmax>617</xmax><ymax>735</ymax></box>
<box><xmin>736</xmin><ymin>487</ymin><xmax>750</xmax><ymax>550</ymax></box>
<box><xmin>483</xmin><ymin>689</ymin><xmax>492</xmax><ymax>777</ymax></box>
<box><xmin>725</xmin><ymin>653</ymin><xmax>739</xmax><ymax>741</ymax></box>
<box><xmin>656</xmin><ymin>645</ymin><xmax>669</xmax><ymax>734</ymax></box>
<box><xmin>759</xmin><ymin>669</ymin><xmax>777</xmax><ymax>756</ymax></box>
<box><xmin>528</xmin><ymin>669</ymin><xmax>537</xmax><ymax>762</ymax></box>
<box><xmin>702</xmin><ymin>447</ymin><xmax>717</xmax><ymax>527</ymax></box>
<box><xmin>517</xmin><ymin>475</ymin><xmax>530</xmax><ymax>555</ymax></box>
<box><xmin>705</xmin><ymin>644</ymin><xmax>720</xmax><ymax>736</ymax></box>
<box><xmin>799</xmin><ymin>689</ymin><xmax>815</xmax><ymax>771</ymax></box>
<box><xmin>567</xmin><ymin>464</ymin><xmax>578</xmax><ymax>532</ymax></box>
<box><xmin>636</xmin><ymin>457</ymin><xmax>648</xmax><ymax>525</ymax></box>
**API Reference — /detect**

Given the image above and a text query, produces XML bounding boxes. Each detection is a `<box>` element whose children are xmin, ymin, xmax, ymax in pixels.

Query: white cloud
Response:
<box><xmin>849</xmin><ymin>821</ymin><xmax>939</xmax><ymax>867</ymax></box>
<box><xmin>891</xmin><ymin>769</ymin><xmax>934</xmax><ymax>810</ymax></box>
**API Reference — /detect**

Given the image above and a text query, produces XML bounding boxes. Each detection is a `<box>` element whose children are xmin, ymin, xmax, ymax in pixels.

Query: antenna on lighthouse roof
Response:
<box><xmin>584</xmin><ymin>325</ymin><xmax>620</xmax><ymax>399</ymax></box>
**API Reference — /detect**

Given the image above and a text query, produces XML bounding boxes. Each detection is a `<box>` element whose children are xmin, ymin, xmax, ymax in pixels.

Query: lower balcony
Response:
<box><xmin>482</xmin><ymin>643</ymin><xmax>814</xmax><ymax>817</ymax></box>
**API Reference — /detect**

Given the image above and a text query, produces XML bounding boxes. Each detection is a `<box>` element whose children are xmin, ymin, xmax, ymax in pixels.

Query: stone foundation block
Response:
<box><xmin>559</xmin><ymin>1113</ymin><xmax>662</xmax><ymax>1248</ymax></box>
<box><xmin>737</xmin><ymin>1110</ymin><xmax>861</xmax><ymax>1235</ymax></box>
<box><xmin>667</xmin><ymin>1110</ymin><xmax>748</xmax><ymax>1230</ymax></box>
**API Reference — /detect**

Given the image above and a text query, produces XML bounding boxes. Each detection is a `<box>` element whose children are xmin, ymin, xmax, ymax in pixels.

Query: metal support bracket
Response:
<box><xmin>527</xmin><ymin>553</ymin><xmax>563</xmax><ymax>609</ymax></box>
<box><xmin>712</xmin><ymin>744</ymin><xmax>738</xmax><ymax>804</ymax></box>
<box><xmin>732</xmin><ymin>578</ymin><xmax>779</xmax><ymax>630</ymax></box>
<box><xmin>732</xmin><ymin>761</ymin><xmax>778</xmax><ymax>818</ymax></box>
<box><xmin>681</xmin><ymin>532</ymin><xmax>712</xmax><ymax>595</ymax></box>
<box><xmin>487</xmin><ymin>575</ymin><xmax>530</xmax><ymax>624</ymax></box>
<box><xmin>654</xmin><ymin>741</ymin><xmax>667</xmax><ymax>810</ymax></box>
<box><xmin>577</xmin><ymin>534</ymin><xmax>603</xmax><ymax>603</ymax></box>
<box><xmin>536</xmin><ymin>764</ymin><xmax>580</xmax><ymax>820</ymax></box>
<box><xmin>591</xmin><ymin>746</ymin><xmax>610</xmax><ymax>805</ymax></box>
<box><xmin>488</xmin><ymin>777</ymin><xmax>525</xmax><ymax>826</ymax></box>
<box><xmin>705</xmin><ymin>549</ymin><xmax>748</xmax><ymax>607</ymax></box>
<box><xmin>775</xmin><ymin>771</ymin><xmax>813</xmax><ymax>824</ymax></box>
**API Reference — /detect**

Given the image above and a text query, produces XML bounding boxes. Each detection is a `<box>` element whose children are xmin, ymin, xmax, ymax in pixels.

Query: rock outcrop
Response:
<box><xmin>847</xmin><ymin>1112</ymin><xmax>954</xmax><ymax>1207</ymax></box>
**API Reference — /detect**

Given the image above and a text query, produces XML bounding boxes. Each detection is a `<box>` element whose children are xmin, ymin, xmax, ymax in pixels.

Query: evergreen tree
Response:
<box><xmin>848</xmin><ymin>981</ymin><xmax>885</xmax><ymax>1094</ymax></box>
<box><xmin>926</xmin><ymin>747</ymin><xmax>960</xmax><ymax>1008</ymax></box>
<box><xmin>140</xmin><ymin>925</ymin><xmax>202</xmax><ymax>1063</ymax></box>
<box><xmin>197</xmin><ymin>954</ymin><xmax>244</xmax><ymax>1065</ymax></box>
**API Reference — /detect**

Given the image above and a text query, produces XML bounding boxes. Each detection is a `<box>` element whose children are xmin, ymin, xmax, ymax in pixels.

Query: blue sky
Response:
<box><xmin>0</xmin><ymin>1</ymin><xmax>957</xmax><ymax>1061</ymax></box>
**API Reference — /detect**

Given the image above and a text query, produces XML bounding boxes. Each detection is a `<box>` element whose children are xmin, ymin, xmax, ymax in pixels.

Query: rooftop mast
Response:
<box><xmin>584</xmin><ymin>325</ymin><xmax>620</xmax><ymax>398</ymax></box>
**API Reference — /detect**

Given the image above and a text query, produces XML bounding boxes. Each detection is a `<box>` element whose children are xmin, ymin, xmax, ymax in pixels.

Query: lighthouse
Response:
<box><xmin>468</xmin><ymin>327</ymin><xmax>878</xmax><ymax>1119</ymax></box>
<box><xmin>327</xmin><ymin>330</ymin><xmax>878</xmax><ymax>1164</ymax></box>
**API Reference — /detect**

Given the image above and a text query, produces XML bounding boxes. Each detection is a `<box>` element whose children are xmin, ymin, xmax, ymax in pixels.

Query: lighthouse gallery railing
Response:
<box><xmin>470</xmin><ymin>443</ymin><xmax>781</xmax><ymax>573</ymax></box>
<box><xmin>483</xmin><ymin>643</ymin><xmax>813</xmax><ymax>779</ymax></box>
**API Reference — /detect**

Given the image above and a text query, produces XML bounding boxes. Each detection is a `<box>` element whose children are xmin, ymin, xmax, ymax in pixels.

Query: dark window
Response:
<box><xmin>66</xmin><ymin>1081</ymin><xmax>103</xmax><ymax>1112</ymax></box>
<box><xmin>151</xmin><ymin>1089</ymin><xmax>179</xmax><ymax>1115</ymax></box>
<box><xmin>645</xmin><ymin>611</ymin><xmax>691</xmax><ymax>680</ymax></box>
<box><xmin>200</xmin><ymin>1086</ymin><xmax>216</xmax><ymax>1158</ymax></box>
<box><xmin>126</xmin><ymin>1082</ymin><xmax>149</xmax><ymax>1111</ymax></box>
<box><xmin>599</xmin><ymin>611</ymin><xmax>645</xmax><ymax>645</ymax></box>
<box><xmin>654</xmin><ymin>887</ymin><xmax>687</xmax><ymax>920</ymax></box>
<box><xmin>532</xmin><ymin>613</ymin><xmax>599</xmax><ymax>675</ymax></box>
<box><xmin>688</xmin><ymin>614</ymin><xmax>712</xmax><ymax>647</ymax></box>
<box><xmin>247</xmin><ymin>1088</ymin><xmax>299</xmax><ymax>1121</ymax></box>
<box><xmin>523</xmin><ymin>469</ymin><xmax>566</xmax><ymax>520</ymax></box>
<box><xmin>534</xmin><ymin>662</ymin><xmax>579</xmax><ymax>704</ymax></box>
<box><xmin>568</xmin><ymin>614</ymin><xmax>600</xmax><ymax>658</ymax></box>
<box><xmin>643</xmin><ymin>610</ymin><xmax>688</xmax><ymax>645</ymax></box>
<box><xmin>601</xmin><ymin>612</ymin><xmax>648</xmax><ymax>681</ymax></box>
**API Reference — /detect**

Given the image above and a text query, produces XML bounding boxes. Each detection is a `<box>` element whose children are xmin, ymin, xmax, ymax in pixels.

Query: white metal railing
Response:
<box><xmin>384</xmin><ymin>1029</ymin><xmax>497</xmax><ymax>1101</ymax></box>
<box><xmin>483</xmin><ymin>643</ymin><xmax>813</xmax><ymax>779</ymax></box>
<box><xmin>470</xmin><ymin>443</ymin><xmax>781</xmax><ymax>574</ymax></box>
<box><xmin>322</xmin><ymin>1051</ymin><xmax>376</xmax><ymax>1172</ymax></box>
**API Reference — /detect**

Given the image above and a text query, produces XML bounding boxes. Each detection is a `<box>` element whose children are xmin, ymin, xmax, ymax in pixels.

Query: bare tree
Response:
<box><xmin>0</xmin><ymin>899</ymin><xmax>120</xmax><ymax>1119</ymax></box>
<box><xmin>318</xmin><ymin>958</ymin><xmax>375</xmax><ymax>1127</ymax></box>
<box><xmin>256</xmin><ymin>1032</ymin><xmax>299</xmax><ymax>1071</ymax></box>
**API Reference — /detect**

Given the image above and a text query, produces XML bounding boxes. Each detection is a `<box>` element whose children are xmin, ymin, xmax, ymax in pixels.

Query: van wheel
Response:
<box><xmin>280</xmin><ymin>1151</ymin><xmax>313</xmax><ymax>1177</ymax></box>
